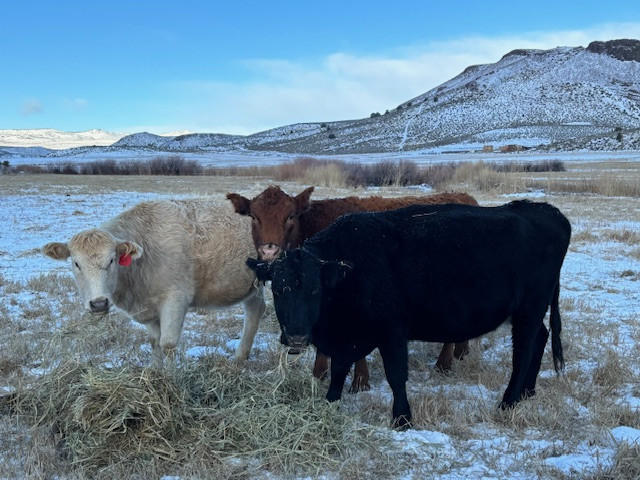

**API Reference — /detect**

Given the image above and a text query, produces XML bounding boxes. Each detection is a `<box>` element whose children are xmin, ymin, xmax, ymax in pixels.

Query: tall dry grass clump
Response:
<box><xmin>299</xmin><ymin>161</ymin><xmax>348</xmax><ymax>188</ymax></box>
<box><xmin>450</xmin><ymin>161</ymin><xmax>505</xmax><ymax>191</ymax></box>
<box><xmin>12</xmin><ymin>353</ymin><xmax>397</xmax><ymax>479</ymax></box>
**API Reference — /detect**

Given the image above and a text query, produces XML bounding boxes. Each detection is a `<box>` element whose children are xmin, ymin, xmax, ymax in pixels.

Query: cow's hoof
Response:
<box><xmin>453</xmin><ymin>343</ymin><xmax>470</xmax><ymax>360</ymax></box>
<box><xmin>348</xmin><ymin>379</ymin><xmax>371</xmax><ymax>394</ymax></box>
<box><xmin>434</xmin><ymin>363</ymin><xmax>453</xmax><ymax>375</ymax></box>
<box><xmin>391</xmin><ymin>415</ymin><xmax>412</xmax><ymax>430</ymax></box>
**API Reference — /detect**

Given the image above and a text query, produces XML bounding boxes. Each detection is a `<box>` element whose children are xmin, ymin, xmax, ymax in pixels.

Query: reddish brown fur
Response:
<box><xmin>227</xmin><ymin>186</ymin><xmax>479</xmax><ymax>389</ymax></box>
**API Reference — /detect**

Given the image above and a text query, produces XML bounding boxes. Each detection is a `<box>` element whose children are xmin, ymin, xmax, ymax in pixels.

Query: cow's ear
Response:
<box><xmin>322</xmin><ymin>260</ymin><xmax>353</xmax><ymax>288</ymax></box>
<box><xmin>246</xmin><ymin>257</ymin><xmax>272</xmax><ymax>282</ymax></box>
<box><xmin>295</xmin><ymin>186</ymin><xmax>314</xmax><ymax>212</ymax></box>
<box><xmin>116</xmin><ymin>241</ymin><xmax>143</xmax><ymax>260</ymax></box>
<box><xmin>42</xmin><ymin>242</ymin><xmax>70</xmax><ymax>261</ymax></box>
<box><xmin>227</xmin><ymin>193</ymin><xmax>251</xmax><ymax>216</ymax></box>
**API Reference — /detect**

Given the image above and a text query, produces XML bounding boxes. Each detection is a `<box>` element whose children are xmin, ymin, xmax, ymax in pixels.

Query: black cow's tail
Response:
<box><xmin>550</xmin><ymin>279</ymin><xmax>565</xmax><ymax>373</ymax></box>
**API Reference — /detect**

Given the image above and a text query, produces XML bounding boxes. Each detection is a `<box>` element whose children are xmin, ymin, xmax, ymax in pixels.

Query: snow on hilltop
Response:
<box><xmin>248</xmin><ymin>39</ymin><xmax>640</xmax><ymax>155</ymax></box>
<box><xmin>0</xmin><ymin>128</ymin><xmax>124</xmax><ymax>150</ymax></box>
<box><xmin>112</xmin><ymin>132</ymin><xmax>244</xmax><ymax>150</ymax></box>
<box><xmin>2</xmin><ymin>39</ymin><xmax>640</xmax><ymax>156</ymax></box>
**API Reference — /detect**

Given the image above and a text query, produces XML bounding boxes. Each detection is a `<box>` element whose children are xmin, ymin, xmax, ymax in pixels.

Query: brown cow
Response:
<box><xmin>227</xmin><ymin>186</ymin><xmax>478</xmax><ymax>391</ymax></box>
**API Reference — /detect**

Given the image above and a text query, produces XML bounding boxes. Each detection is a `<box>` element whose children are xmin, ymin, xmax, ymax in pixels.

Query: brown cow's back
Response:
<box><xmin>296</xmin><ymin>192</ymin><xmax>478</xmax><ymax>248</ymax></box>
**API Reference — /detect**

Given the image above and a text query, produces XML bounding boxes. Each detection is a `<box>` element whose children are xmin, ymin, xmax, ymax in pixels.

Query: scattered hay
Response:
<box><xmin>14</xmin><ymin>353</ymin><xmax>391</xmax><ymax>478</ymax></box>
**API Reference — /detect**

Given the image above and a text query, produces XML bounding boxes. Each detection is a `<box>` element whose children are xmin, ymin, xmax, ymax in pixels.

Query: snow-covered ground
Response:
<box><xmin>0</xmin><ymin>168</ymin><xmax>638</xmax><ymax>479</ymax></box>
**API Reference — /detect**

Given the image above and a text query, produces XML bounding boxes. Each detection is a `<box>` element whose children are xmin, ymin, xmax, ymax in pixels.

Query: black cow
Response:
<box><xmin>247</xmin><ymin>200</ymin><xmax>571</xmax><ymax>429</ymax></box>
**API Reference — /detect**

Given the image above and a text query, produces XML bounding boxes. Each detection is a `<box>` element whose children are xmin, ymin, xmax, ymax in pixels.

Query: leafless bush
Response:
<box><xmin>420</xmin><ymin>162</ymin><xmax>461</xmax><ymax>189</ymax></box>
<box><xmin>12</xmin><ymin>164</ymin><xmax>47</xmax><ymax>174</ymax></box>
<box><xmin>46</xmin><ymin>162</ymin><xmax>79</xmax><ymax>174</ymax></box>
<box><xmin>79</xmin><ymin>159</ymin><xmax>119</xmax><ymax>175</ymax></box>
<box><xmin>492</xmin><ymin>160</ymin><xmax>566</xmax><ymax>173</ymax></box>
<box><xmin>147</xmin><ymin>156</ymin><xmax>203</xmax><ymax>175</ymax></box>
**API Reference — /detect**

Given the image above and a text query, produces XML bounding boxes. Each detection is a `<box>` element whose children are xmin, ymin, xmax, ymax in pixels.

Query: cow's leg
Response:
<box><xmin>236</xmin><ymin>286</ymin><xmax>266</xmax><ymax>360</ymax></box>
<box><xmin>435</xmin><ymin>343</ymin><xmax>455</xmax><ymax>372</ymax></box>
<box><xmin>326</xmin><ymin>358</ymin><xmax>351</xmax><ymax>403</ymax></box>
<box><xmin>313</xmin><ymin>352</ymin><xmax>330</xmax><ymax>380</ymax></box>
<box><xmin>500</xmin><ymin>310</ymin><xmax>546</xmax><ymax>408</ymax></box>
<box><xmin>378</xmin><ymin>339</ymin><xmax>411</xmax><ymax>429</ymax></box>
<box><xmin>522</xmin><ymin>323</ymin><xmax>549</xmax><ymax>398</ymax></box>
<box><xmin>436</xmin><ymin>341</ymin><xmax>471</xmax><ymax>372</ymax></box>
<box><xmin>158</xmin><ymin>294</ymin><xmax>189</xmax><ymax>356</ymax></box>
<box><xmin>454</xmin><ymin>341</ymin><xmax>470</xmax><ymax>360</ymax></box>
<box><xmin>349</xmin><ymin>357</ymin><xmax>371</xmax><ymax>393</ymax></box>
<box><xmin>145</xmin><ymin>318</ymin><xmax>163</xmax><ymax>366</ymax></box>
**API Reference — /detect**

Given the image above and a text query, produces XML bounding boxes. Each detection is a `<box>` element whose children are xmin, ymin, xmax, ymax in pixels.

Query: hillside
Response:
<box><xmin>243</xmin><ymin>39</ymin><xmax>640</xmax><ymax>154</ymax></box>
<box><xmin>1</xmin><ymin>39</ymin><xmax>639</xmax><ymax>158</ymax></box>
<box><xmin>0</xmin><ymin>128</ymin><xmax>123</xmax><ymax>150</ymax></box>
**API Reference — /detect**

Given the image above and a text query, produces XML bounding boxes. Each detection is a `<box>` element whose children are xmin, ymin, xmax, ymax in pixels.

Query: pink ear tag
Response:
<box><xmin>119</xmin><ymin>253</ymin><xmax>132</xmax><ymax>266</ymax></box>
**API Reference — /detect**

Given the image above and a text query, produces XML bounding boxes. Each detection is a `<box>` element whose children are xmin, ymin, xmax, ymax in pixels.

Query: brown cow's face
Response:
<box><xmin>42</xmin><ymin>229</ymin><xmax>142</xmax><ymax>315</ymax></box>
<box><xmin>227</xmin><ymin>186</ymin><xmax>314</xmax><ymax>261</ymax></box>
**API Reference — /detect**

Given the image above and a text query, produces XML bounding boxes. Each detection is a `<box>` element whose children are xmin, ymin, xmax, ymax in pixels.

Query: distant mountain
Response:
<box><xmin>112</xmin><ymin>132</ymin><xmax>243</xmax><ymax>150</ymax></box>
<box><xmin>0</xmin><ymin>128</ymin><xmax>124</xmax><ymax>150</ymax></box>
<box><xmin>2</xmin><ymin>39</ymin><xmax>639</xmax><ymax>158</ymax></box>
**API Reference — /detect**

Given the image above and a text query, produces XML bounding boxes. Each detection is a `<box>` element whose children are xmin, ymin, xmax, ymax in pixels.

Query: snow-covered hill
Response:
<box><xmin>112</xmin><ymin>132</ymin><xmax>244</xmax><ymax>151</ymax></box>
<box><xmin>2</xmin><ymin>39</ymin><xmax>639</xmax><ymax>158</ymax></box>
<box><xmin>0</xmin><ymin>128</ymin><xmax>124</xmax><ymax>150</ymax></box>
<box><xmin>245</xmin><ymin>39</ymin><xmax>640</xmax><ymax>154</ymax></box>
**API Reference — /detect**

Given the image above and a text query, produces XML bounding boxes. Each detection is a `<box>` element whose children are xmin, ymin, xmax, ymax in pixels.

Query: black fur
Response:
<box><xmin>247</xmin><ymin>200</ymin><xmax>571</xmax><ymax>429</ymax></box>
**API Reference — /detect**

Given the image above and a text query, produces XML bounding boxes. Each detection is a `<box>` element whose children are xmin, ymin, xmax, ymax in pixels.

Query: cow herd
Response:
<box><xmin>43</xmin><ymin>186</ymin><xmax>571</xmax><ymax>429</ymax></box>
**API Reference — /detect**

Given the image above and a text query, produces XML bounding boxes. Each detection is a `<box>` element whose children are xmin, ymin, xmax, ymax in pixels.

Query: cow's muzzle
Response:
<box><xmin>258</xmin><ymin>243</ymin><xmax>281</xmax><ymax>262</ymax></box>
<box><xmin>285</xmin><ymin>334</ymin><xmax>310</xmax><ymax>349</ymax></box>
<box><xmin>89</xmin><ymin>297</ymin><xmax>110</xmax><ymax>315</ymax></box>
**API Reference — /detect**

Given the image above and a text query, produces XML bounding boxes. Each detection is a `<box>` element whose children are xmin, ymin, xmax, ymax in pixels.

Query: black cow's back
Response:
<box><xmin>304</xmin><ymin>200</ymin><xmax>571</xmax><ymax>345</ymax></box>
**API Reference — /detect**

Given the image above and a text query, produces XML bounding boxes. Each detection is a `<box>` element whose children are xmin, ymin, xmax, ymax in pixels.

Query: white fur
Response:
<box><xmin>43</xmin><ymin>199</ymin><xmax>265</xmax><ymax>362</ymax></box>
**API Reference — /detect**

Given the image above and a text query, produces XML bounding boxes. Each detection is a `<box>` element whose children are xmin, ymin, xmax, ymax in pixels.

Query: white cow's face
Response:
<box><xmin>43</xmin><ymin>229</ymin><xmax>142</xmax><ymax>314</ymax></box>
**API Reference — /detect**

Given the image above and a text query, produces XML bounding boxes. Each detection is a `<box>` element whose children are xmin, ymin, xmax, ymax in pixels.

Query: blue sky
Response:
<box><xmin>2</xmin><ymin>1</ymin><xmax>639</xmax><ymax>135</ymax></box>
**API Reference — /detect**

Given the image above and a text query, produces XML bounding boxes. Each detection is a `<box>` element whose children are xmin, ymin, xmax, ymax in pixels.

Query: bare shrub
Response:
<box><xmin>420</xmin><ymin>162</ymin><xmax>460</xmax><ymax>189</ymax></box>
<box><xmin>46</xmin><ymin>162</ymin><xmax>78</xmax><ymax>174</ymax></box>
<box><xmin>492</xmin><ymin>160</ymin><xmax>566</xmax><ymax>173</ymax></box>
<box><xmin>148</xmin><ymin>156</ymin><xmax>202</xmax><ymax>175</ymax></box>
<box><xmin>79</xmin><ymin>159</ymin><xmax>119</xmax><ymax>175</ymax></box>
<box><xmin>12</xmin><ymin>164</ymin><xmax>47</xmax><ymax>174</ymax></box>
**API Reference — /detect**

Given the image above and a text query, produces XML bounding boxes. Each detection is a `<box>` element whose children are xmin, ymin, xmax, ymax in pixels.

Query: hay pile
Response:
<box><xmin>15</xmin><ymin>353</ymin><xmax>391</xmax><ymax>478</ymax></box>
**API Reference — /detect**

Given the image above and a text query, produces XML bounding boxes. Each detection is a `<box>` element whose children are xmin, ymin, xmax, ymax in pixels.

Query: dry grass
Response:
<box><xmin>11</xmin><ymin>354</ymin><xmax>395</xmax><ymax>479</ymax></box>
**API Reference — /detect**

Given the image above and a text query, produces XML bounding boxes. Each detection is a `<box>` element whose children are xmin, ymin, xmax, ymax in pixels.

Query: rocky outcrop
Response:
<box><xmin>587</xmin><ymin>39</ymin><xmax>640</xmax><ymax>62</ymax></box>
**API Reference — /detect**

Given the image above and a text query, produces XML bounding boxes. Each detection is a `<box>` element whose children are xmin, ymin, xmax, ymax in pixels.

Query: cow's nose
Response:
<box><xmin>286</xmin><ymin>334</ymin><xmax>310</xmax><ymax>349</ymax></box>
<box><xmin>89</xmin><ymin>298</ymin><xmax>109</xmax><ymax>314</ymax></box>
<box><xmin>259</xmin><ymin>243</ymin><xmax>281</xmax><ymax>261</ymax></box>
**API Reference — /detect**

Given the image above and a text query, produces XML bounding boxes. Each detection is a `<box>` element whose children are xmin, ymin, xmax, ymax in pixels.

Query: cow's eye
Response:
<box><xmin>74</xmin><ymin>262</ymin><xmax>81</xmax><ymax>270</ymax></box>
<box><xmin>287</xmin><ymin>214</ymin><xmax>295</xmax><ymax>221</ymax></box>
<box><xmin>109</xmin><ymin>258</ymin><xmax>114</xmax><ymax>266</ymax></box>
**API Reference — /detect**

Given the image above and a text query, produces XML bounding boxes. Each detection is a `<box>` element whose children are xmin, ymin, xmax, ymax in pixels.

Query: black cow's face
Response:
<box><xmin>247</xmin><ymin>249</ymin><xmax>351</xmax><ymax>349</ymax></box>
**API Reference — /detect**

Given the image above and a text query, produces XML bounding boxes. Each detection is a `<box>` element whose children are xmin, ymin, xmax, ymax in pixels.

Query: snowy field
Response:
<box><xmin>0</xmin><ymin>160</ymin><xmax>639</xmax><ymax>479</ymax></box>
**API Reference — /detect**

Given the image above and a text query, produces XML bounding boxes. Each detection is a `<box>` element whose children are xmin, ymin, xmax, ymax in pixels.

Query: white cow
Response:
<box><xmin>43</xmin><ymin>199</ymin><xmax>265</xmax><ymax>362</ymax></box>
